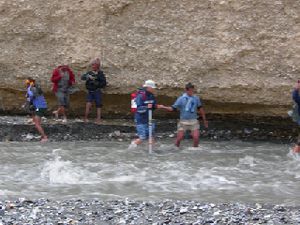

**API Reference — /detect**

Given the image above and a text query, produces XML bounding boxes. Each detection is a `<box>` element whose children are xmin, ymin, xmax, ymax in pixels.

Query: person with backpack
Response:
<box><xmin>292</xmin><ymin>81</ymin><xmax>300</xmax><ymax>153</ymax></box>
<box><xmin>25</xmin><ymin>78</ymin><xmax>48</xmax><ymax>142</ymax></box>
<box><xmin>160</xmin><ymin>83</ymin><xmax>208</xmax><ymax>147</ymax></box>
<box><xmin>80</xmin><ymin>58</ymin><xmax>107</xmax><ymax>124</ymax></box>
<box><xmin>130</xmin><ymin>80</ymin><xmax>163</xmax><ymax>148</ymax></box>
<box><xmin>51</xmin><ymin>65</ymin><xmax>75</xmax><ymax>123</ymax></box>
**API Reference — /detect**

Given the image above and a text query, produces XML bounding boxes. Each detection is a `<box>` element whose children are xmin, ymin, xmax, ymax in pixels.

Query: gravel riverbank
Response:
<box><xmin>0</xmin><ymin>116</ymin><xmax>297</xmax><ymax>143</ymax></box>
<box><xmin>1</xmin><ymin>199</ymin><xmax>299</xmax><ymax>225</ymax></box>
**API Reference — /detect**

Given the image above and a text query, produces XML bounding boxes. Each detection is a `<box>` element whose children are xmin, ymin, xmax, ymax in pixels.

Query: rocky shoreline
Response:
<box><xmin>0</xmin><ymin>116</ymin><xmax>297</xmax><ymax>143</ymax></box>
<box><xmin>1</xmin><ymin>198</ymin><xmax>300</xmax><ymax>224</ymax></box>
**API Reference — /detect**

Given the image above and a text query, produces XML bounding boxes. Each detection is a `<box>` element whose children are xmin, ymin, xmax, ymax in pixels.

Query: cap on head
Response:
<box><xmin>143</xmin><ymin>80</ymin><xmax>156</xmax><ymax>89</ymax></box>
<box><xmin>185</xmin><ymin>82</ymin><xmax>195</xmax><ymax>90</ymax></box>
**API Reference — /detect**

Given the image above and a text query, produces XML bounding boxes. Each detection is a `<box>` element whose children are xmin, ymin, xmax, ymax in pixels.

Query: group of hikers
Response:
<box><xmin>25</xmin><ymin>58</ymin><xmax>107</xmax><ymax>142</ymax></box>
<box><xmin>25</xmin><ymin>57</ymin><xmax>209</xmax><ymax>147</ymax></box>
<box><xmin>25</xmin><ymin>57</ymin><xmax>300</xmax><ymax>151</ymax></box>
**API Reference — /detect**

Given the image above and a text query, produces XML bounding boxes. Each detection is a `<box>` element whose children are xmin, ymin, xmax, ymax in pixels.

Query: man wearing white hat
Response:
<box><xmin>131</xmin><ymin>80</ymin><xmax>163</xmax><ymax>147</ymax></box>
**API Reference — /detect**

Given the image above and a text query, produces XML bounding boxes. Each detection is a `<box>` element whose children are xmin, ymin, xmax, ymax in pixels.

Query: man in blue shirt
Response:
<box><xmin>130</xmin><ymin>80</ymin><xmax>163</xmax><ymax>147</ymax></box>
<box><xmin>162</xmin><ymin>83</ymin><xmax>208</xmax><ymax>147</ymax></box>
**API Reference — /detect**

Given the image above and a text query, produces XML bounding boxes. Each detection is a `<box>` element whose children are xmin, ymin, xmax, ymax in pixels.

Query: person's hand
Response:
<box><xmin>157</xmin><ymin>104</ymin><xmax>164</xmax><ymax>109</ymax></box>
<box><xmin>147</xmin><ymin>104</ymin><xmax>153</xmax><ymax>109</ymax></box>
<box><xmin>203</xmin><ymin>119</ymin><xmax>208</xmax><ymax>128</ymax></box>
<box><xmin>89</xmin><ymin>75</ymin><xmax>95</xmax><ymax>80</ymax></box>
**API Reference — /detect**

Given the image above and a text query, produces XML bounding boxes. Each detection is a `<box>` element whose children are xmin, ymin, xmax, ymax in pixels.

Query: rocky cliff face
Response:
<box><xmin>0</xmin><ymin>0</ymin><xmax>299</xmax><ymax>118</ymax></box>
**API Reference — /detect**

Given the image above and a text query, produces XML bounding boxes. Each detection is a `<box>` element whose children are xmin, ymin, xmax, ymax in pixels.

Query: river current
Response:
<box><xmin>0</xmin><ymin>140</ymin><xmax>299</xmax><ymax>205</ymax></box>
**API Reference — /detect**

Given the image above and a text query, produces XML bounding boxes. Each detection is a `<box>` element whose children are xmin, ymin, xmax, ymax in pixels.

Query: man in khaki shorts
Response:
<box><xmin>162</xmin><ymin>83</ymin><xmax>208</xmax><ymax>147</ymax></box>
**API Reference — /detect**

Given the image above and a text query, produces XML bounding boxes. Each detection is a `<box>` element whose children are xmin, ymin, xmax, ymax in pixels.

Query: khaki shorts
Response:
<box><xmin>177</xmin><ymin>119</ymin><xmax>199</xmax><ymax>132</ymax></box>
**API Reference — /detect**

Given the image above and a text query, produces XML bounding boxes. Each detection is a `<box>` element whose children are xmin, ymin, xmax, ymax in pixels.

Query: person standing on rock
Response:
<box><xmin>51</xmin><ymin>65</ymin><xmax>75</xmax><ymax>123</ymax></box>
<box><xmin>291</xmin><ymin>81</ymin><xmax>300</xmax><ymax>153</ymax></box>
<box><xmin>80</xmin><ymin>58</ymin><xmax>107</xmax><ymax>124</ymax></box>
<box><xmin>130</xmin><ymin>80</ymin><xmax>164</xmax><ymax>148</ymax></box>
<box><xmin>160</xmin><ymin>83</ymin><xmax>208</xmax><ymax>147</ymax></box>
<box><xmin>25</xmin><ymin>78</ymin><xmax>48</xmax><ymax>142</ymax></box>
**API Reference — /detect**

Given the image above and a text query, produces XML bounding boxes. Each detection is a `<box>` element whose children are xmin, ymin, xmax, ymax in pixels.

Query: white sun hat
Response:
<box><xmin>143</xmin><ymin>80</ymin><xmax>157</xmax><ymax>89</ymax></box>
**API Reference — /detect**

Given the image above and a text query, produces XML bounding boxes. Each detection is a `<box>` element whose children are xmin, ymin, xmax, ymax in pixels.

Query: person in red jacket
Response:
<box><xmin>51</xmin><ymin>65</ymin><xmax>75</xmax><ymax>122</ymax></box>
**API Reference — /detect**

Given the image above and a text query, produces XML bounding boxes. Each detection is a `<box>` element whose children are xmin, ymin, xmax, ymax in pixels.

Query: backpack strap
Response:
<box><xmin>137</xmin><ymin>90</ymin><xmax>147</xmax><ymax>101</ymax></box>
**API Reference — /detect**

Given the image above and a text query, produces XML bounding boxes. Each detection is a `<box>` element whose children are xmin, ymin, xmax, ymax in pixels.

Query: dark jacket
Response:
<box><xmin>293</xmin><ymin>89</ymin><xmax>300</xmax><ymax>116</ymax></box>
<box><xmin>81</xmin><ymin>70</ymin><xmax>107</xmax><ymax>91</ymax></box>
<box><xmin>134</xmin><ymin>88</ymin><xmax>157</xmax><ymax>125</ymax></box>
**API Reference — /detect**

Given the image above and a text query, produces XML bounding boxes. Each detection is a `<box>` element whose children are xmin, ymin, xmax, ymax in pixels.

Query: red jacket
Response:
<box><xmin>51</xmin><ymin>65</ymin><xmax>75</xmax><ymax>93</ymax></box>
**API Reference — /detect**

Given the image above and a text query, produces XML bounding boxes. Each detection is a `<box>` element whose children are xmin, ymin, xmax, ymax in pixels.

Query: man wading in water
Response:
<box><xmin>161</xmin><ymin>83</ymin><xmax>208</xmax><ymax>147</ymax></box>
<box><xmin>51</xmin><ymin>65</ymin><xmax>75</xmax><ymax>123</ymax></box>
<box><xmin>130</xmin><ymin>80</ymin><xmax>164</xmax><ymax>148</ymax></box>
<box><xmin>80</xmin><ymin>58</ymin><xmax>107</xmax><ymax>124</ymax></box>
<box><xmin>25</xmin><ymin>78</ymin><xmax>48</xmax><ymax>142</ymax></box>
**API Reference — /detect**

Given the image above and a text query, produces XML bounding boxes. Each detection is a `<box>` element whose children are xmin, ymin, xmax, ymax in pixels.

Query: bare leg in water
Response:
<box><xmin>33</xmin><ymin>116</ymin><xmax>48</xmax><ymax>142</ymax></box>
<box><xmin>191</xmin><ymin>129</ymin><xmax>200</xmax><ymax>147</ymax></box>
<box><xmin>175</xmin><ymin>130</ymin><xmax>185</xmax><ymax>147</ymax></box>
<box><xmin>293</xmin><ymin>134</ymin><xmax>300</xmax><ymax>153</ymax></box>
<box><xmin>293</xmin><ymin>144</ymin><xmax>300</xmax><ymax>153</ymax></box>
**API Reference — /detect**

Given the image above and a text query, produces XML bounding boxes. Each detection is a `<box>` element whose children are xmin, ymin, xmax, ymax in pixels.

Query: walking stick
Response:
<box><xmin>148</xmin><ymin>108</ymin><xmax>153</xmax><ymax>154</ymax></box>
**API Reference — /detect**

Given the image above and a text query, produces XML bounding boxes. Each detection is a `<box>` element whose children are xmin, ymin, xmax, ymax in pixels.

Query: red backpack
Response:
<box><xmin>131</xmin><ymin>89</ymin><xmax>146</xmax><ymax>113</ymax></box>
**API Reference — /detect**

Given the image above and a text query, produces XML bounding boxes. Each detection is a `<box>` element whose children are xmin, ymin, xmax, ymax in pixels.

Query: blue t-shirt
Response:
<box><xmin>172</xmin><ymin>93</ymin><xmax>202</xmax><ymax>120</ymax></box>
<box><xmin>27</xmin><ymin>86</ymin><xmax>47</xmax><ymax>109</ymax></box>
<box><xmin>134</xmin><ymin>89</ymin><xmax>157</xmax><ymax>125</ymax></box>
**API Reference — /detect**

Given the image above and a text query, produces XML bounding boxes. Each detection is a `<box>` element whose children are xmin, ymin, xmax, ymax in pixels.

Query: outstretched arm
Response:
<box><xmin>157</xmin><ymin>105</ymin><xmax>175</xmax><ymax>111</ymax></box>
<box><xmin>158</xmin><ymin>97</ymin><xmax>181</xmax><ymax>111</ymax></box>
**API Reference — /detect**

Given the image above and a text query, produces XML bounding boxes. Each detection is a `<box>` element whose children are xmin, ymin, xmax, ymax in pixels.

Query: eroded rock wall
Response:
<box><xmin>0</xmin><ymin>0</ymin><xmax>299</xmax><ymax>117</ymax></box>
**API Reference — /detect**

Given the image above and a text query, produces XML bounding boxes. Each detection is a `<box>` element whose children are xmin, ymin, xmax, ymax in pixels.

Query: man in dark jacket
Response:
<box><xmin>81</xmin><ymin>58</ymin><xmax>107</xmax><ymax>124</ymax></box>
<box><xmin>130</xmin><ymin>80</ymin><xmax>163</xmax><ymax>148</ymax></box>
<box><xmin>292</xmin><ymin>81</ymin><xmax>300</xmax><ymax>153</ymax></box>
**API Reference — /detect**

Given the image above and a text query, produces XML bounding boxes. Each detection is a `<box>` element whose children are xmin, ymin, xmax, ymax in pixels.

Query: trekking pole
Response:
<box><xmin>148</xmin><ymin>108</ymin><xmax>153</xmax><ymax>154</ymax></box>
